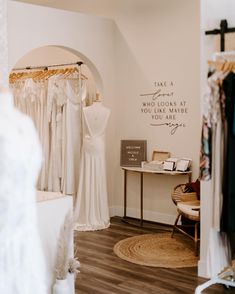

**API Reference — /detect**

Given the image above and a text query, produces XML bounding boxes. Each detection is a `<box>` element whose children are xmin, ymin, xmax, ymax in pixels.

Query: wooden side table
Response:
<box><xmin>122</xmin><ymin>167</ymin><xmax>192</xmax><ymax>226</ymax></box>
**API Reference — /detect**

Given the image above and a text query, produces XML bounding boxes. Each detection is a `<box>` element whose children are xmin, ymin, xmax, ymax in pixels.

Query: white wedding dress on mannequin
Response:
<box><xmin>0</xmin><ymin>91</ymin><xmax>46</xmax><ymax>294</ymax></box>
<box><xmin>74</xmin><ymin>101</ymin><xmax>110</xmax><ymax>231</ymax></box>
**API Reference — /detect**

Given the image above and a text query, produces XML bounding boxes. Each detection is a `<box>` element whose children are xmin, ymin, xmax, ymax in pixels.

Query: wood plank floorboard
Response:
<box><xmin>75</xmin><ymin>217</ymin><xmax>235</xmax><ymax>294</ymax></box>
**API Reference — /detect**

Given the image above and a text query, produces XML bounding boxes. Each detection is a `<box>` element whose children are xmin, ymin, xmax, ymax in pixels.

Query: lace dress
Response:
<box><xmin>61</xmin><ymin>80</ymin><xmax>82</xmax><ymax>195</ymax></box>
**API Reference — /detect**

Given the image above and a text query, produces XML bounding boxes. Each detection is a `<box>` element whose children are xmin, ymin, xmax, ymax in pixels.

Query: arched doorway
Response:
<box><xmin>9</xmin><ymin>45</ymin><xmax>101</xmax><ymax>196</ymax></box>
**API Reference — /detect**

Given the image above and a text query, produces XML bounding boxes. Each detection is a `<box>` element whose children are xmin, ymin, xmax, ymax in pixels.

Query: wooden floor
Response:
<box><xmin>75</xmin><ymin>217</ymin><xmax>234</xmax><ymax>294</ymax></box>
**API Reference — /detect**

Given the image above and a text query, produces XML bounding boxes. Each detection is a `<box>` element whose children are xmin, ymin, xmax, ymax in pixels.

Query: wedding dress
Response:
<box><xmin>11</xmin><ymin>80</ymin><xmax>49</xmax><ymax>191</ymax></box>
<box><xmin>11</xmin><ymin>73</ymin><xmax>86</xmax><ymax>196</ymax></box>
<box><xmin>61</xmin><ymin>80</ymin><xmax>82</xmax><ymax>195</ymax></box>
<box><xmin>0</xmin><ymin>91</ymin><xmax>46</xmax><ymax>294</ymax></box>
<box><xmin>74</xmin><ymin>101</ymin><xmax>110</xmax><ymax>231</ymax></box>
<box><xmin>47</xmin><ymin>75</ymin><xmax>67</xmax><ymax>192</ymax></box>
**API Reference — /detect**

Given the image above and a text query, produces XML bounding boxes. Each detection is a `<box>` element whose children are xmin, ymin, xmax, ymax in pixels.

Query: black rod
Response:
<box><xmin>221</xmin><ymin>19</ymin><xmax>227</xmax><ymax>52</ymax></box>
<box><xmin>12</xmin><ymin>61</ymin><xmax>84</xmax><ymax>71</ymax></box>
<box><xmin>205</xmin><ymin>29</ymin><xmax>220</xmax><ymax>35</ymax></box>
<box><xmin>205</xmin><ymin>19</ymin><xmax>235</xmax><ymax>52</ymax></box>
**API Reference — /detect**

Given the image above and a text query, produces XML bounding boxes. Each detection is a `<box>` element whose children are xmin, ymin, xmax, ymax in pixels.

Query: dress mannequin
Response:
<box><xmin>0</xmin><ymin>90</ymin><xmax>46</xmax><ymax>293</ymax></box>
<box><xmin>74</xmin><ymin>94</ymin><xmax>111</xmax><ymax>231</ymax></box>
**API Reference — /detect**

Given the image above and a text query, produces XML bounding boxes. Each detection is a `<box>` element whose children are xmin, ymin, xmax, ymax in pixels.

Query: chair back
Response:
<box><xmin>171</xmin><ymin>184</ymin><xmax>198</xmax><ymax>205</ymax></box>
<box><xmin>171</xmin><ymin>184</ymin><xmax>187</xmax><ymax>205</ymax></box>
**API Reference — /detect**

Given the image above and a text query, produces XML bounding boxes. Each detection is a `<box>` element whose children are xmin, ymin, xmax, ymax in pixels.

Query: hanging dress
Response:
<box><xmin>37</xmin><ymin>81</ymin><xmax>50</xmax><ymax>191</ymax></box>
<box><xmin>221</xmin><ymin>72</ymin><xmax>235</xmax><ymax>233</ymax></box>
<box><xmin>47</xmin><ymin>76</ymin><xmax>67</xmax><ymax>192</ymax></box>
<box><xmin>74</xmin><ymin>102</ymin><xmax>110</xmax><ymax>231</ymax></box>
<box><xmin>11</xmin><ymin>79</ymin><xmax>50</xmax><ymax>191</ymax></box>
<box><xmin>61</xmin><ymin>80</ymin><xmax>82</xmax><ymax>196</ymax></box>
<box><xmin>11</xmin><ymin>73</ymin><xmax>85</xmax><ymax>196</ymax></box>
<box><xmin>201</xmin><ymin>71</ymin><xmax>231</xmax><ymax>277</ymax></box>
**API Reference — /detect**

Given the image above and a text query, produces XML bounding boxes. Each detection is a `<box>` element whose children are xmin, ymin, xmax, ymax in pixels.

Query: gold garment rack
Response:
<box><xmin>208</xmin><ymin>60</ymin><xmax>235</xmax><ymax>72</ymax></box>
<box><xmin>10</xmin><ymin>61</ymin><xmax>87</xmax><ymax>83</ymax></box>
<box><xmin>10</xmin><ymin>67</ymin><xmax>87</xmax><ymax>83</ymax></box>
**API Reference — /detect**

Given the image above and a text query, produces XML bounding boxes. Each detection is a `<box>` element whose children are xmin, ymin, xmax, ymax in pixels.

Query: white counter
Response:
<box><xmin>36</xmin><ymin>191</ymin><xmax>75</xmax><ymax>294</ymax></box>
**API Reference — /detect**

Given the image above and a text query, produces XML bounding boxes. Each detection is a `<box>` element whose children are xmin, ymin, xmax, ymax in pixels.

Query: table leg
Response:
<box><xmin>124</xmin><ymin>169</ymin><xmax>127</xmax><ymax>219</ymax></box>
<box><xmin>188</xmin><ymin>173</ymin><xmax>192</xmax><ymax>183</ymax></box>
<box><xmin>140</xmin><ymin>172</ymin><xmax>143</xmax><ymax>226</ymax></box>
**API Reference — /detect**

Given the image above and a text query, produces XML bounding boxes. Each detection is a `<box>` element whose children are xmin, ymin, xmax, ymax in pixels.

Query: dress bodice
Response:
<box><xmin>83</xmin><ymin>102</ymin><xmax>110</xmax><ymax>137</ymax></box>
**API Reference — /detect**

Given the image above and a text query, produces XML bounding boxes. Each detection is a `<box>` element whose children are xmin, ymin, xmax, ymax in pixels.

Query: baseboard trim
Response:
<box><xmin>109</xmin><ymin>206</ymin><xmax>116</xmax><ymax>218</ymax></box>
<box><xmin>109</xmin><ymin>206</ymin><xmax>176</xmax><ymax>225</ymax></box>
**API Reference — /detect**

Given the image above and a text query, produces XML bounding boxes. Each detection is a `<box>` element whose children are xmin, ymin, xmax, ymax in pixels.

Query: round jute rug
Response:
<box><xmin>113</xmin><ymin>233</ymin><xmax>198</xmax><ymax>268</ymax></box>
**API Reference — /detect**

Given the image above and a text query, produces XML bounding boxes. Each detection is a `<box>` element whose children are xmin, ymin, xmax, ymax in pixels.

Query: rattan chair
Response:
<box><xmin>171</xmin><ymin>184</ymin><xmax>200</xmax><ymax>256</ymax></box>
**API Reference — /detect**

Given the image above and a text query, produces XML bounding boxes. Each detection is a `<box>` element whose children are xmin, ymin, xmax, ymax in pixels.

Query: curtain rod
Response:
<box><xmin>12</xmin><ymin>61</ymin><xmax>84</xmax><ymax>71</ymax></box>
<box><xmin>205</xmin><ymin>19</ymin><xmax>235</xmax><ymax>52</ymax></box>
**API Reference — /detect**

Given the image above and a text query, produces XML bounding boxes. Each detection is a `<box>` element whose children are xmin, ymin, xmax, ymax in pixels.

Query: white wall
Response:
<box><xmin>13</xmin><ymin>46</ymin><xmax>79</xmax><ymax>68</ymax></box>
<box><xmin>199</xmin><ymin>0</ymin><xmax>235</xmax><ymax>278</ymax></box>
<box><xmin>8</xmin><ymin>1</ymin><xmax>117</xmax><ymax>210</ymax></box>
<box><xmin>8</xmin><ymin>0</ymin><xmax>202</xmax><ymax>239</ymax></box>
<box><xmin>112</xmin><ymin>0</ymin><xmax>201</xmax><ymax>223</ymax></box>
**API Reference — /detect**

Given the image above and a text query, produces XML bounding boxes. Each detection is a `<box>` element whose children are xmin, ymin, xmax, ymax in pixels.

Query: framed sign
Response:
<box><xmin>120</xmin><ymin>140</ymin><xmax>147</xmax><ymax>167</ymax></box>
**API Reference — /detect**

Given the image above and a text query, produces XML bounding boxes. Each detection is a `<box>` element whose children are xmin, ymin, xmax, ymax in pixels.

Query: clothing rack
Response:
<box><xmin>205</xmin><ymin>19</ymin><xmax>235</xmax><ymax>52</ymax></box>
<box><xmin>10</xmin><ymin>62</ymin><xmax>87</xmax><ymax>83</ymax></box>
<box><xmin>12</xmin><ymin>61</ymin><xmax>84</xmax><ymax>71</ymax></box>
<box><xmin>207</xmin><ymin>60</ymin><xmax>235</xmax><ymax>71</ymax></box>
<box><xmin>195</xmin><ymin>267</ymin><xmax>235</xmax><ymax>294</ymax></box>
<box><xmin>195</xmin><ymin>50</ymin><xmax>235</xmax><ymax>293</ymax></box>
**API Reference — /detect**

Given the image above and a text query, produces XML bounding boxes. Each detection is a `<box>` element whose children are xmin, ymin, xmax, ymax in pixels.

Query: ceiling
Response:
<box><xmin>13</xmin><ymin>0</ymin><xmax>159</xmax><ymax>20</ymax></box>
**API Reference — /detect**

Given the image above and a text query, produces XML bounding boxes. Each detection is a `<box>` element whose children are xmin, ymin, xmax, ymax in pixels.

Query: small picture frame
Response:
<box><xmin>163</xmin><ymin>158</ymin><xmax>178</xmax><ymax>171</ymax></box>
<box><xmin>176</xmin><ymin>159</ymin><xmax>191</xmax><ymax>171</ymax></box>
<box><xmin>163</xmin><ymin>160</ymin><xmax>175</xmax><ymax>171</ymax></box>
<box><xmin>120</xmin><ymin>140</ymin><xmax>147</xmax><ymax>167</ymax></box>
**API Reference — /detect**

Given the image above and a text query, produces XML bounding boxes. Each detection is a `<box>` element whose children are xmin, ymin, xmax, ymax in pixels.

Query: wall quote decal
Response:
<box><xmin>140</xmin><ymin>81</ymin><xmax>189</xmax><ymax>135</ymax></box>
